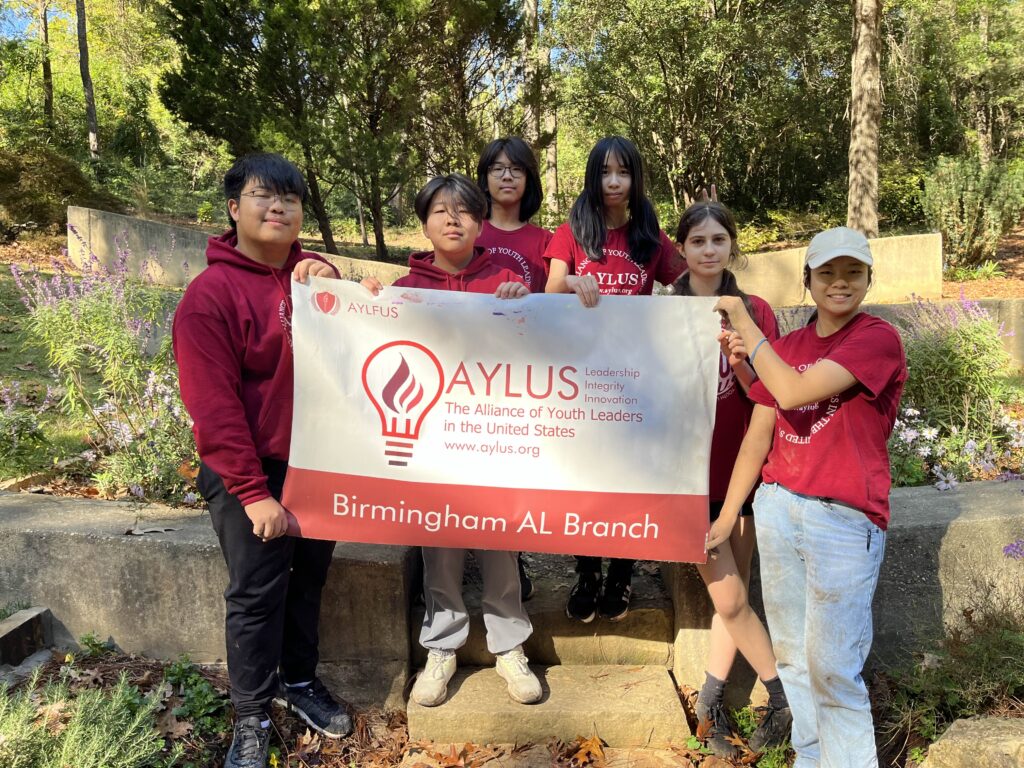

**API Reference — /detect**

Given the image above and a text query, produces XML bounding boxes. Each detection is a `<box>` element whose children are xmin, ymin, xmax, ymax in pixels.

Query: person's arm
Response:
<box><xmin>706</xmin><ymin>404</ymin><xmax>776</xmax><ymax>551</ymax></box>
<box><xmin>714</xmin><ymin>296</ymin><xmax>857</xmax><ymax>410</ymax></box>
<box><xmin>546</xmin><ymin>259</ymin><xmax>600</xmax><ymax>307</ymax></box>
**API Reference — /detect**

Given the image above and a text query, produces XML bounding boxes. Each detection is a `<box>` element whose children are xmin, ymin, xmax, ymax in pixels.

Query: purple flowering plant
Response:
<box><xmin>10</xmin><ymin>229</ymin><xmax>198</xmax><ymax>502</ymax></box>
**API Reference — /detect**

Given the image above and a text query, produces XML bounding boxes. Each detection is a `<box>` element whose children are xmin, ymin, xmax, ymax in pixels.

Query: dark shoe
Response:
<box><xmin>225</xmin><ymin>715</ymin><xmax>270</xmax><ymax>768</ymax></box>
<box><xmin>598</xmin><ymin>576</ymin><xmax>632</xmax><ymax>621</ymax></box>
<box><xmin>565</xmin><ymin>571</ymin><xmax>601</xmax><ymax>622</ymax></box>
<box><xmin>747</xmin><ymin>704</ymin><xmax>793</xmax><ymax>751</ymax></box>
<box><xmin>518</xmin><ymin>553</ymin><xmax>535</xmax><ymax>602</ymax></box>
<box><xmin>274</xmin><ymin>678</ymin><xmax>353</xmax><ymax>738</ymax></box>
<box><xmin>694</xmin><ymin>700</ymin><xmax>739</xmax><ymax>759</ymax></box>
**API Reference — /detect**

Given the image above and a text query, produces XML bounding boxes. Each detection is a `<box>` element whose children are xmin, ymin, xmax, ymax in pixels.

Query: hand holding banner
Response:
<box><xmin>283</xmin><ymin>278</ymin><xmax>720</xmax><ymax>563</ymax></box>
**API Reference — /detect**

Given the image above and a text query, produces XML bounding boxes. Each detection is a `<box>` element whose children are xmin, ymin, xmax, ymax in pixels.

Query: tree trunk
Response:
<box><xmin>75</xmin><ymin>0</ymin><xmax>99</xmax><ymax>161</ymax></box>
<box><xmin>302</xmin><ymin>147</ymin><xmax>338</xmax><ymax>254</ymax></box>
<box><xmin>370</xmin><ymin>173</ymin><xmax>388</xmax><ymax>261</ymax></box>
<box><xmin>522</xmin><ymin>0</ymin><xmax>540</xmax><ymax>143</ymax></box>
<box><xmin>544</xmin><ymin>104</ymin><xmax>558</xmax><ymax>221</ymax></box>
<box><xmin>39</xmin><ymin>1</ymin><xmax>53</xmax><ymax>134</ymax></box>
<box><xmin>356</xmin><ymin>193</ymin><xmax>368</xmax><ymax>246</ymax></box>
<box><xmin>975</xmin><ymin>8</ymin><xmax>992</xmax><ymax>166</ymax></box>
<box><xmin>847</xmin><ymin>0</ymin><xmax>882</xmax><ymax>237</ymax></box>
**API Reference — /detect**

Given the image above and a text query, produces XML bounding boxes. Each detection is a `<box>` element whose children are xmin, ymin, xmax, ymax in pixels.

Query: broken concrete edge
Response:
<box><xmin>0</xmin><ymin>607</ymin><xmax>53</xmax><ymax>666</ymax></box>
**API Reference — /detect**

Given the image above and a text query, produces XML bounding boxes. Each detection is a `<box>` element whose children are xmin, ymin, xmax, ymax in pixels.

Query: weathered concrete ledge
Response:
<box><xmin>66</xmin><ymin>206</ymin><xmax>409</xmax><ymax>288</ymax></box>
<box><xmin>921</xmin><ymin>717</ymin><xmax>1024</xmax><ymax>768</ymax></box>
<box><xmin>666</xmin><ymin>479</ymin><xmax>1024</xmax><ymax>706</ymax></box>
<box><xmin>0</xmin><ymin>492</ymin><xmax>416</xmax><ymax>709</ymax></box>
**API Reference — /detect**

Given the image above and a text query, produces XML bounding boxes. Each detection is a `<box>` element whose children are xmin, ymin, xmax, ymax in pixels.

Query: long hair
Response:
<box><xmin>672</xmin><ymin>201</ymin><xmax>754</xmax><ymax>316</ymax></box>
<box><xmin>568</xmin><ymin>136</ymin><xmax>661</xmax><ymax>265</ymax></box>
<box><xmin>475</xmin><ymin>137</ymin><xmax>543</xmax><ymax>222</ymax></box>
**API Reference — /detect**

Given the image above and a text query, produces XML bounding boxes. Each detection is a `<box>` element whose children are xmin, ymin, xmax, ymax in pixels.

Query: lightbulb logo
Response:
<box><xmin>312</xmin><ymin>290</ymin><xmax>340</xmax><ymax>315</ymax></box>
<box><xmin>362</xmin><ymin>341</ymin><xmax>444</xmax><ymax>467</ymax></box>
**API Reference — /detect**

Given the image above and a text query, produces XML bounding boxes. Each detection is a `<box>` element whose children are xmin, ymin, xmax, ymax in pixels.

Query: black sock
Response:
<box><xmin>697</xmin><ymin>671</ymin><xmax>727</xmax><ymax>707</ymax></box>
<box><xmin>762</xmin><ymin>675</ymin><xmax>788</xmax><ymax>709</ymax></box>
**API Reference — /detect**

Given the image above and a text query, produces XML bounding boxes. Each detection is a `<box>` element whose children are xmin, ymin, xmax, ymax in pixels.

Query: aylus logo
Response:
<box><xmin>312</xmin><ymin>290</ymin><xmax>340</xmax><ymax>315</ymax></box>
<box><xmin>362</xmin><ymin>341</ymin><xmax>444</xmax><ymax>467</ymax></box>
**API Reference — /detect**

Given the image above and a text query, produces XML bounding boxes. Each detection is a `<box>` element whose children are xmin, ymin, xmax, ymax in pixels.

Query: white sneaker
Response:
<box><xmin>411</xmin><ymin>649</ymin><xmax>456</xmax><ymax>707</ymax></box>
<box><xmin>495</xmin><ymin>645</ymin><xmax>542</xmax><ymax>704</ymax></box>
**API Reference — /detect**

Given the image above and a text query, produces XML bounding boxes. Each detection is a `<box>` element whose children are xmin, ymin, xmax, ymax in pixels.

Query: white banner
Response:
<box><xmin>283</xmin><ymin>278</ymin><xmax>720</xmax><ymax>563</ymax></box>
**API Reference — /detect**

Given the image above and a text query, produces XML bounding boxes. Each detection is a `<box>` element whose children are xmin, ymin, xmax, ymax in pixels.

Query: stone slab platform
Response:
<box><xmin>400</xmin><ymin>743</ymin><xmax>688</xmax><ymax>767</ymax></box>
<box><xmin>406</xmin><ymin>664</ymin><xmax>689</xmax><ymax>748</ymax></box>
<box><xmin>0</xmin><ymin>492</ymin><xmax>416</xmax><ymax>709</ymax></box>
<box><xmin>411</xmin><ymin>554</ymin><xmax>673</xmax><ymax>668</ymax></box>
<box><xmin>0</xmin><ymin>607</ymin><xmax>52</xmax><ymax>666</ymax></box>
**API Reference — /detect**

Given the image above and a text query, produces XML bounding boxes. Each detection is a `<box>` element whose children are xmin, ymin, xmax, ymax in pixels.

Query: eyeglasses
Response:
<box><xmin>488</xmin><ymin>164</ymin><xmax>525</xmax><ymax>179</ymax></box>
<box><xmin>240</xmin><ymin>190</ymin><xmax>303</xmax><ymax>210</ymax></box>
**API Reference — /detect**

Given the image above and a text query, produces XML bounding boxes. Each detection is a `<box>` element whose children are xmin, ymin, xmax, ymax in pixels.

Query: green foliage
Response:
<box><xmin>0</xmin><ymin>600</ymin><xmax>29</xmax><ymax>622</ymax></box>
<box><xmin>920</xmin><ymin>156</ymin><xmax>1024</xmax><ymax>270</ymax></box>
<box><xmin>944</xmin><ymin>259</ymin><xmax>1007</xmax><ymax>281</ymax></box>
<box><xmin>163</xmin><ymin>657</ymin><xmax>230</xmax><ymax>738</ymax></box>
<box><xmin>78</xmin><ymin>632</ymin><xmax>116</xmax><ymax>658</ymax></box>
<box><xmin>0</xmin><ymin>147</ymin><xmax>124</xmax><ymax>232</ymax></box>
<box><xmin>0</xmin><ymin>672</ymin><xmax>180</xmax><ymax>768</ymax></box>
<box><xmin>0</xmin><ymin>402</ymin><xmax>46</xmax><ymax>468</ymax></box>
<box><xmin>876</xmin><ymin>591</ymin><xmax>1024</xmax><ymax>752</ymax></box>
<box><xmin>879</xmin><ymin>158</ymin><xmax>926</xmax><ymax>226</ymax></box>
<box><xmin>12</xmin><ymin>252</ymin><xmax>197</xmax><ymax>502</ymax></box>
<box><xmin>895</xmin><ymin>296</ymin><xmax>1011</xmax><ymax>434</ymax></box>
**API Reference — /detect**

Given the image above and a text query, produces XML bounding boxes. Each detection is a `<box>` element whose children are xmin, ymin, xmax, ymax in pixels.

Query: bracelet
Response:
<box><xmin>749</xmin><ymin>337</ymin><xmax>769</xmax><ymax>367</ymax></box>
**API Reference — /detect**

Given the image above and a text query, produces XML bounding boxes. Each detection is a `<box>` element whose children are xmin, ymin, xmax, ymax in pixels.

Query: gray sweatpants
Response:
<box><xmin>419</xmin><ymin>547</ymin><xmax>533</xmax><ymax>655</ymax></box>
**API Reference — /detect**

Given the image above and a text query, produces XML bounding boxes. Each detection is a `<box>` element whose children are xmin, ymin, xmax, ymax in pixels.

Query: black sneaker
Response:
<box><xmin>747</xmin><ymin>704</ymin><xmax>793</xmax><ymax>751</ymax></box>
<box><xmin>225</xmin><ymin>715</ymin><xmax>270</xmax><ymax>768</ymax></box>
<box><xmin>598</xmin><ymin>576</ymin><xmax>632</xmax><ymax>621</ymax></box>
<box><xmin>518</xmin><ymin>553</ymin><xmax>535</xmax><ymax>602</ymax></box>
<box><xmin>565</xmin><ymin>571</ymin><xmax>601</xmax><ymax>622</ymax></box>
<box><xmin>694</xmin><ymin>700</ymin><xmax>739</xmax><ymax>759</ymax></box>
<box><xmin>274</xmin><ymin>678</ymin><xmax>353</xmax><ymax>738</ymax></box>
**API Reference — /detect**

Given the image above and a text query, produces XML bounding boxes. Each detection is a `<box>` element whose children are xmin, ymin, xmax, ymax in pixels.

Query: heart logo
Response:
<box><xmin>313</xmin><ymin>291</ymin><xmax>338</xmax><ymax>315</ymax></box>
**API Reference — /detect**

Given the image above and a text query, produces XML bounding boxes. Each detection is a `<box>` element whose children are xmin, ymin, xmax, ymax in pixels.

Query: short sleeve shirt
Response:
<box><xmin>476</xmin><ymin>221</ymin><xmax>553</xmax><ymax>294</ymax></box>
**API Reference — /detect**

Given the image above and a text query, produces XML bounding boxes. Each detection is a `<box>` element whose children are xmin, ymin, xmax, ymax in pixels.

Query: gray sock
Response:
<box><xmin>762</xmin><ymin>675</ymin><xmax>788</xmax><ymax>709</ymax></box>
<box><xmin>697</xmin><ymin>671</ymin><xmax>727</xmax><ymax>707</ymax></box>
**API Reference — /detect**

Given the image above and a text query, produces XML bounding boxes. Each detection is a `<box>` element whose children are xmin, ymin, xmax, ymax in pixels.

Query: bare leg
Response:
<box><xmin>705</xmin><ymin>517</ymin><xmax>759</xmax><ymax>679</ymax></box>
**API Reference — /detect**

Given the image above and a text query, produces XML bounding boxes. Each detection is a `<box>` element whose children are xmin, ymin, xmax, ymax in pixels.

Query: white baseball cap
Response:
<box><xmin>804</xmin><ymin>226</ymin><xmax>874</xmax><ymax>269</ymax></box>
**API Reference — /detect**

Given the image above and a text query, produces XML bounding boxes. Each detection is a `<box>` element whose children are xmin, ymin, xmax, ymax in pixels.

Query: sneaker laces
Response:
<box><xmin>707</xmin><ymin>702</ymin><xmax>732</xmax><ymax>737</ymax></box>
<box><xmin>305</xmin><ymin>678</ymin><xmax>335</xmax><ymax>708</ymax></box>
<box><xmin>498</xmin><ymin>647</ymin><xmax>530</xmax><ymax>675</ymax></box>
<box><xmin>233</xmin><ymin>718</ymin><xmax>268</xmax><ymax>761</ymax></box>
<box><xmin>425</xmin><ymin>649</ymin><xmax>455</xmax><ymax>678</ymax></box>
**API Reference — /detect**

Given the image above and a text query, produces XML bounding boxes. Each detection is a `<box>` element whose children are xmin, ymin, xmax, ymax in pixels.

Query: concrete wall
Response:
<box><xmin>66</xmin><ymin>206</ymin><xmax>409</xmax><ymax>287</ymax></box>
<box><xmin>735</xmin><ymin>232</ymin><xmax>944</xmax><ymax>306</ymax></box>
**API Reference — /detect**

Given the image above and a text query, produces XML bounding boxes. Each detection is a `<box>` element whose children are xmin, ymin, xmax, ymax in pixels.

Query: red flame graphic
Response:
<box><xmin>381</xmin><ymin>356</ymin><xmax>424</xmax><ymax>414</ymax></box>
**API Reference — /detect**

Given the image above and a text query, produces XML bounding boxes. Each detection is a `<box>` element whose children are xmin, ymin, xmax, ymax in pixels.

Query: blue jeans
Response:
<box><xmin>754</xmin><ymin>483</ymin><xmax>885</xmax><ymax>768</ymax></box>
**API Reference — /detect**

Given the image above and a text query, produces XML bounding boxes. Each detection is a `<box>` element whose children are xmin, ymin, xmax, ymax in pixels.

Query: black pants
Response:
<box><xmin>575</xmin><ymin>556</ymin><xmax>634</xmax><ymax>582</ymax></box>
<box><xmin>199</xmin><ymin>460</ymin><xmax>336</xmax><ymax>718</ymax></box>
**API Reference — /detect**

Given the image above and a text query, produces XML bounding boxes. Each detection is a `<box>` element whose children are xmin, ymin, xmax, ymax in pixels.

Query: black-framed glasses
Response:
<box><xmin>240</xmin><ymin>190</ymin><xmax>303</xmax><ymax>210</ymax></box>
<box><xmin>488</xmin><ymin>164</ymin><xmax>525</xmax><ymax>179</ymax></box>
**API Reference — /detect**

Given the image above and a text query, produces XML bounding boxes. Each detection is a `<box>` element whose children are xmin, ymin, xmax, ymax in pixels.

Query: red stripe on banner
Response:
<box><xmin>281</xmin><ymin>467</ymin><xmax>709</xmax><ymax>564</ymax></box>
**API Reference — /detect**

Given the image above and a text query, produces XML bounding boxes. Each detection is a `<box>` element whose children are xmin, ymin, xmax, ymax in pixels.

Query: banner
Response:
<box><xmin>283</xmin><ymin>278</ymin><xmax>721</xmax><ymax>563</ymax></box>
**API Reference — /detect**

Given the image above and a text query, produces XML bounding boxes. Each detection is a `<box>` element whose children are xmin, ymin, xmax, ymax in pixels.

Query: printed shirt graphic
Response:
<box><xmin>708</xmin><ymin>294</ymin><xmax>778</xmax><ymax>501</ymax></box>
<box><xmin>544</xmin><ymin>223</ymin><xmax>684</xmax><ymax>295</ymax></box>
<box><xmin>748</xmin><ymin>312</ymin><xmax>907</xmax><ymax>529</ymax></box>
<box><xmin>476</xmin><ymin>221</ymin><xmax>553</xmax><ymax>294</ymax></box>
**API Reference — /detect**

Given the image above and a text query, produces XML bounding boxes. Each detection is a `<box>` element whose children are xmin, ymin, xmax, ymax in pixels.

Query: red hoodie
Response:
<box><xmin>393</xmin><ymin>247</ymin><xmax>525</xmax><ymax>293</ymax></box>
<box><xmin>172</xmin><ymin>231</ymin><xmax>339</xmax><ymax>505</ymax></box>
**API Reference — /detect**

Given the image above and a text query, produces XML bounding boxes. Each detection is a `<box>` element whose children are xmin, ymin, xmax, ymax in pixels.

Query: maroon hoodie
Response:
<box><xmin>393</xmin><ymin>247</ymin><xmax>525</xmax><ymax>293</ymax></box>
<box><xmin>172</xmin><ymin>231</ymin><xmax>338</xmax><ymax>505</ymax></box>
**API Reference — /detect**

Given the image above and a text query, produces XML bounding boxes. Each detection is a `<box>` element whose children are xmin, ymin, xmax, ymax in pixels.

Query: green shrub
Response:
<box><xmin>11</xmin><ymin>244</ymin><xmax>198</xmax><ymax>502</ymax></box>
<box><xmin>0</xmin><ymin>672</ymin><xmax>181</xmax><ymax>768</ymax></box>
<box><xmin>920</xmin><ymin>156</ymin><xmax>1024</xmax><ymax>270</ymax></box>
<box><xmin>879</xmin><ymin>158</ymin><xmax>926</xmax><ymax>226</ymax></box>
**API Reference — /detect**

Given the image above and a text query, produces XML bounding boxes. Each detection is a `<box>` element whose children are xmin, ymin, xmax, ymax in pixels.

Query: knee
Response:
<box><xmin>711</xmin><ymin>587</ymin><xmax>750</xmax><ymax>623</ymax></box>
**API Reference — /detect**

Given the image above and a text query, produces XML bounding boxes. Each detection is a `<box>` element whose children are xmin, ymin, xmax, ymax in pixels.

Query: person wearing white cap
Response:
<box><xmin>709</xmin><ymin>226</ymin><xmax>907</xmax><ymax>768</ymax></box>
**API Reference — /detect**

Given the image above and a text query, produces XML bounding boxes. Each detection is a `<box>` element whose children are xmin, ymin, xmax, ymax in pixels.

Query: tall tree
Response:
<box><xmin>848</xmin><ymin>0</ymin><xmax>882</xmax><ymax>236</ymax></box>
<box><xmin>75</xmin><ymin>0</ymin><xmax>99</xmax><ymax>161</ymax></box>
<box><xmin>37</xmin><ymin>0</ymin><xmax>53</xmax><ymax>134</ymax></box>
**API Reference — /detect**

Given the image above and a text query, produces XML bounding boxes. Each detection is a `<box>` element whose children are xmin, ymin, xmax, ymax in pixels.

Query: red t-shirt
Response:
<box><xmin>748</xmin><ymin>312</ymin><xmax>907</xmax><ymax>529</ymax></box>
<box><xmin>476</xmin><ymin>220</ymin><xmax>553</xmax><ymax>294</ymax></box>
<box><xmin>544</xmin><ymin>222</ymin><xmax>684</xmax><ymax>295</ymax></box>
<box><xmin>709</xmin><ymin>294</ymin><xmax>779</xmax><ymax>501</ymax></box>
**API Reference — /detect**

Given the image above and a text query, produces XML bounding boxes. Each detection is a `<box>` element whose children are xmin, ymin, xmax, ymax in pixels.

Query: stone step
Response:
<box><xmin>406</xmin><ymin>664</ymin><xmax>690</xmax><ymax>748</ymax></box>
<box><xmin>400</xmin><ymin>743</ymin><xmax>687</xmax><ymax>767</ymax></box>
<box><xmin>411</xmin><ymin>552</ymin><xmax>674</xmax><ymax>668</ymax></box>
<box><xmin>0</xmin><ymin>492</ymin><xmax>416</xmax><ymax>710</ymax></box>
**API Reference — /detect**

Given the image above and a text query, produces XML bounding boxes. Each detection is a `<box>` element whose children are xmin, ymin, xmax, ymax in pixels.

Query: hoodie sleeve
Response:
<box><xmin>173</xmin><ymin>298</ymin><xmax>271</xmax><ymax>506</ymax></box>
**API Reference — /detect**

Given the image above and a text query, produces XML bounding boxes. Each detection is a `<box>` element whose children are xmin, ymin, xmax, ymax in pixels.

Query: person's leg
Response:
<box><xmin>476</xmin><ymin>549</ymin><xmax>540</xmax><ymax>704</ymax></box>
<box><xmin>419</xmin><ymin>547</ymin><xmax>470</xmax><ymax>650</ymax></box>
<box><xmin>567</xmin><ymin>556</ymin><xmax>603</xmax><ymax>622</ymax></box>
<box><xmin>200</xmin><ymin>462</ymin><xmax>295</xmax><ymax>721</ymax></box>
<box><xmin>801</xmin><ymin>497</ymin><xmax>885</xmax><ymax>768</ymax></box>
<box><xmin>755</xmin><ymin>484</ymin><xmax>818</xmax><ymax>768</ymax></box>
<box><xmin>600</xmin><ymin>557</ymin><xmax>635</xmax><ymax>620</ymax></box>
<box><xmin>704</xmin><ymin>506</ymin><xmax>756</xmax><ymax>682</ymax></box>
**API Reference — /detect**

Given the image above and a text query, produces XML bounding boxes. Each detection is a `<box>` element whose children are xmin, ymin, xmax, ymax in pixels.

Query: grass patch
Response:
<box><xmin>0</xmin><ymin>600</ymin><xmax>29</xmax><ymax>622</ymax></box>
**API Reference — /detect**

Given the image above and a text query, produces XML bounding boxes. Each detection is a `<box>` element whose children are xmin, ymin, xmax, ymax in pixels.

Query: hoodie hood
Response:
<box><xmin>206</xmin><ymin>230</ymin><xmax>306</xmax><ymax>274</ymax></box>
<box><xmin>404</xmin><ymin>246</ymin><xmax>494</xmax><ymax>289</ymax></box>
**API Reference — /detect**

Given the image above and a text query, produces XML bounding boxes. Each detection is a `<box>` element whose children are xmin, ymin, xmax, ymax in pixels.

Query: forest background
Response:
<box><xmin>0</xmin><ymin>0</ymin><xmax>1022</xmax><ymax>266</ymax></box>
